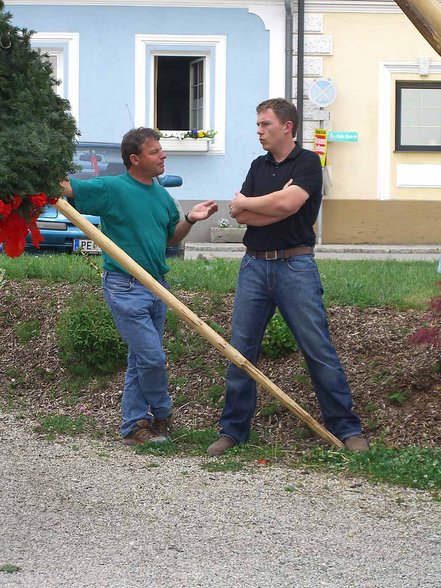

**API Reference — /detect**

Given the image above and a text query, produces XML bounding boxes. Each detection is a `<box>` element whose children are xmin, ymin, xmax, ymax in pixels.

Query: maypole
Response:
<box><xmin>0</xmin><ymin>1</ymin><xmax>343</xmax><ymax>448</ymax></box>
<box><xmin>55</xmin><ymin>198</ymin><xmax>344</xmax><ymax>449</ymax></box>
<box><xmin>394</xmin><ymin>0</ymin><xmax>441</xmax><ymax>55</ymax></box>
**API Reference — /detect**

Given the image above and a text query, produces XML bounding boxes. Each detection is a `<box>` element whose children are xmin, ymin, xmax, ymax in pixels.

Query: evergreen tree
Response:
<box><xmin>0</xmin><ymin>0</ymin><xmax>78</xmax><ymax>256</ymax></box>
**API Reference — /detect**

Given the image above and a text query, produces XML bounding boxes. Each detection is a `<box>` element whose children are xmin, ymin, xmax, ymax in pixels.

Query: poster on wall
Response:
<box><xmin>314</xmin><ymin>128</ymin><xmax>327</xmax><ymax>167</ymax></box>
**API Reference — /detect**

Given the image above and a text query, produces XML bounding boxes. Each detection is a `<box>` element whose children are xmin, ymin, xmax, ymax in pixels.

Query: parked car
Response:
<box><xmin>25</xmin><ymin>142</ymin><xmax>184</xmax><ymax>257</ymax></box>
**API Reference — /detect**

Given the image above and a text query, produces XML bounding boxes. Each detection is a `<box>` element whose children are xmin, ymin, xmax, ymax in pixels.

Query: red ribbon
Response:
<box><xmin>0</xmin><ymin>193</ymin><xmax>54</xmax><ymax>257</ymax></box>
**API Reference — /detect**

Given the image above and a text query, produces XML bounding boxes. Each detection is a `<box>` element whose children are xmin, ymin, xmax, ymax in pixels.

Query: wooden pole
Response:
<box><xmin>55</xmin><ymin>198</ymin><xmax>343</xmax><ymax>449</ymax></box>
<box><xmin>394</xmin><ymin>0</ymin><xmax>441</xmax><ymax>56</ymax></box>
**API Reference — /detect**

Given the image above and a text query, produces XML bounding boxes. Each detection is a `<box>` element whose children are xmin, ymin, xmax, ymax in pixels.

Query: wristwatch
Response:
<box><xmin>184</xmin><ymin>212</ymin><xmax>197</xmax><ymax>225</ymax></box>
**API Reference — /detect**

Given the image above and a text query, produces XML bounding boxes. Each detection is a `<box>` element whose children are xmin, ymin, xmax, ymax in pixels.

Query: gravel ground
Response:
<box><xmin>0</xmin><ymin>412</ymin><xmax>440</xmax><ymax>588</ymax></box>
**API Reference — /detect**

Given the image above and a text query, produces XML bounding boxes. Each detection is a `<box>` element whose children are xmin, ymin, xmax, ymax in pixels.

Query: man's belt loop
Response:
<box><xmin>246</xmin><ymin>246</ymin><xmax>314</xmax><ymax>259</ymax></box>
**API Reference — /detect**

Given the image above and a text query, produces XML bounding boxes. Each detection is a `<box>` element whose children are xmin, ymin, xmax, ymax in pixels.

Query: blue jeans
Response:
<box><xmin>219</xmin><ymin>254</ymin><xmax>362</xmax><ymax>443</ymax></box>
<box><xmin>102</xmin><ymin>270</ymin><xmax>172</xmax><ymax>437</ymax></box>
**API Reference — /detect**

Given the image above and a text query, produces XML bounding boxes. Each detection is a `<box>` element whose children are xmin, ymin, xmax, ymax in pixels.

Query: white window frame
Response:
<box><xmin>135</xmin><ymin>34</ymin><xmax>226</xmax><ymax>154</ymax></box>
<box><xmin>43</xmin><ymin>50</ymin><xmax>64</xmax><ymax>95</ymax></box>
<box><xmin>189</xmin><ymin>57</ymin><xmax>205</xmax><ymax>130</ymax></box>
<box><xmin>377</xmin><ymin>60</ymin><xmax>441</xmax><ymax>199</ymax></box>
<box><xmin>31</xmin><ymin>32</ymin><xmax>80</xmax><ymax>124</ymax></box>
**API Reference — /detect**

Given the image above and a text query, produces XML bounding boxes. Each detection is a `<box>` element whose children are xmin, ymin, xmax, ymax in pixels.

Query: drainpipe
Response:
<box><xmin>284</xmin><ymin>0</ymin><xmax>293</xmax><ymax>102</ymax></box>
<box><xmin>296</xmin><ymin>0</ymin><xmax>305</xmax><ymax>146</ymax></box>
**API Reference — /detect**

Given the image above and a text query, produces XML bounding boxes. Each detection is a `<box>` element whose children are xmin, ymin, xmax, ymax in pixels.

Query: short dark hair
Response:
<box><xmin>256</xmin><ymin>98</ymin><xmax>299</xmax><ymax>137</ymax></box>
<box><xmin>121</xmin><ymin>127</ymin><xmax>161</xmax><ymax>169</ymax></box>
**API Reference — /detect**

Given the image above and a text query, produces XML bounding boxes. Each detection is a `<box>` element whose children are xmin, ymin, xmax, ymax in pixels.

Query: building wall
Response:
<box><xmin>321</xmin><ymin>11</ymin><xmax>441</xmax><ymax>201</ymax></box>
<box><xmin>289</xmin><ymin>3</ymin><xmax>441</xmax><ymax>244</ymax></box>
<box><xmin>321</xmin><ymin>200</ymin><xmax>441</xmax><ymax>244</ymax></box>
<box><xmin>6</xmin><ymin>1</ymin><xmax>441</xmax><ymax>244</ymax></box>
<box><xmin>6</xmin><ymin>1</ymin><xmax>277</xmax><ymax>203</ymax></box>
<box><xmin>177</xmin><ymin>198</ymin><xmax>441</xmax><ymax>244</ymax></box>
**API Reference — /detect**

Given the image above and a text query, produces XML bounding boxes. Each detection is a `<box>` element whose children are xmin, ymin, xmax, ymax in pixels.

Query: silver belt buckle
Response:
<box><xmin>265</xmin><ymin>250</ymin><xmax>278</xmax><ymax>260</ymax></box>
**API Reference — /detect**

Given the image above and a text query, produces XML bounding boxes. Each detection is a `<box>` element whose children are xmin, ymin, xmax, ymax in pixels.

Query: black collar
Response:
<box><xmin>265</xmin><ymin>143</ymin><xmax>300</xmax><ymax>165</ymax></box>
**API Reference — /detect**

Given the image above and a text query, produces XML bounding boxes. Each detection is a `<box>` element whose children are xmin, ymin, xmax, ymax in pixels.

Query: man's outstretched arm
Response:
<box><xmin>168</xmin><ymin>199</ymin><xmax>218</xmax><ymax>246</ymax></box>
<box><xmin>60</xmin><ymin>179</ymin><xmax>73</xmax><ymax>198</ymax></box>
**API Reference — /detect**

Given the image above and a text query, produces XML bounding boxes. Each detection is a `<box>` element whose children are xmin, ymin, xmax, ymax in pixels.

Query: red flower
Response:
<box><xmin>0</xmin><ymin>201</ymin><xmax>12</xmax><ymax>217</ymax></box>
<box><xmin>11</xmin><ymin>195</ymin><xmax>23</xmax><ymax>210</ymax></box>
<box><xmin>30</xmin><ymin>193</ymin><xmax>48</xmax><ymax>207</ymax></box>
<box><xmin>48</xmin><ymin>197</ymin><xmax>58</xmax><ymax>205</ymax></box>
<box><xmin>0</xmin><ymin>192</ymin><xmax>50</xmax><ymax>257</ymax></box>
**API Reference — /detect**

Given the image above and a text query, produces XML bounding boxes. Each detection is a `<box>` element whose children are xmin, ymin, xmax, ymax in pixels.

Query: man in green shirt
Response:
<box><xmin>62</xmin><ymin>128</ymin><xmax>217</xmax><ymax>444</ymax></box>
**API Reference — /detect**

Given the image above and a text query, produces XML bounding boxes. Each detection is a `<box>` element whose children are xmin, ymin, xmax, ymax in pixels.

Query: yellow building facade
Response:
<box><xmin>302</xmin><ymin>1</ymin><xmax>441</xmax><ymax>243</ymax></box>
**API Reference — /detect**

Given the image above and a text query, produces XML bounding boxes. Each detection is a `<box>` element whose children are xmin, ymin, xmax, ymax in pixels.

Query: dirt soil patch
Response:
<box><xmin>0</xmin><ymin>280</ymin><xmax>439</xmax><ymax>448</ymax></box>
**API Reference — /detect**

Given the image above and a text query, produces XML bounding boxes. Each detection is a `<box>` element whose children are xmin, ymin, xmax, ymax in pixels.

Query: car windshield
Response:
<box><xmin>71</xmin><ymin>143</ymin><xmax>126</xmax><ymax>180</ymax></box>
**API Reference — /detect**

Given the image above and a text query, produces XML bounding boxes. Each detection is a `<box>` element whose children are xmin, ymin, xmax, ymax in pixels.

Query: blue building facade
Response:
<box><xmin>5</xmin><ymin>0</ymin><xmax>286</xmax><ymax>203</ymax></box>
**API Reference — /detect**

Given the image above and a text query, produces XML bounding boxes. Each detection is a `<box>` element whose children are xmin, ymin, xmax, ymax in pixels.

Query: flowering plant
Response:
<box><xmin>217</xmin><ymin>218</ymin><xmax>230</xmax><ymax>228</ymax></box>
<box><xmin>158</xmin><ymin>129</ymin><xmax>217</xmax><ymax>141</ymax></box>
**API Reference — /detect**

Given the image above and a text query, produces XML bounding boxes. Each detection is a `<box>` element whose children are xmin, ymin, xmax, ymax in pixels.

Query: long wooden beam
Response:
<box><xmin>395</xmin><ymin>0</ymin><xmax>441</xmax><ymax>55</ymax></box>
<box><xmin>55</xmin><ymin>197</ymin><xmax>344</xmax><ymax>449</ymax></box>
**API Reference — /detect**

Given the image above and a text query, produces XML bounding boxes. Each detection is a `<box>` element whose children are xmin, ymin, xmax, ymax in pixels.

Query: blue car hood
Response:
<box><xmin>40</xmin><ymin>205</ymin><xmax>59</xmax><ymax>219</ymax></box>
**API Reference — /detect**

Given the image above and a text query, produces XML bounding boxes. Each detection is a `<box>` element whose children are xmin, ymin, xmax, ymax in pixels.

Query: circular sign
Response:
<box><xmin>308</xmin><ymin>78</ymin><xmax>337</xmax><ymax>107</ymax></box>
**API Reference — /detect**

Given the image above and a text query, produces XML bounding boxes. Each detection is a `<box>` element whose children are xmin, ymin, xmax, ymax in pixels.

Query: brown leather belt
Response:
<box><xmin>246</xmin><ymin>246</ymin><xmax>314</xmax><ymax>260</ymax></box>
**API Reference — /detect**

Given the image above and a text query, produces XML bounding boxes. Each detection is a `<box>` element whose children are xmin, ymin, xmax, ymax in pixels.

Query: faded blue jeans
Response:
<box><xmin>102</xmin><ymin>270</ymin><xmax>172</xmax><ymax>437</ymax></box>
<box><xmin>219</xmin><ymin>254</ymin><xmax>362</xmax><ymax>443</ymax></box>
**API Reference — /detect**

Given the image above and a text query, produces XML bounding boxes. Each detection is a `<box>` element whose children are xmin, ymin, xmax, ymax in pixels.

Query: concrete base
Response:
<box><xmin>185</xmin><ymin>242</ymin><xmax>246</xmax><ymax>260</ymax></box>
<box><xmin>210</xmin><ymin>227</ymin><xmax>246</xmax><ymax>243</ymax></box>
<box><xmin>184</xmin><ymin>242</ymin><xmax>441</xmax><ymax>261</ymax></box>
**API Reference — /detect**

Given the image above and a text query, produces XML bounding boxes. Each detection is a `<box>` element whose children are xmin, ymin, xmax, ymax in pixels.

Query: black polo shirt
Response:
<box><xmin>241</xmin><ymin>144</ymin><xmax>323</xmax><ymax>250</ymax></box>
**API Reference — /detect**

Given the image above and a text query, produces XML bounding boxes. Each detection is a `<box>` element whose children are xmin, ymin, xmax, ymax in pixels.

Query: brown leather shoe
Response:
<box><xmin>150</xmin><ymin>415</ymin><xmax>173</xmax><ymax>443</ymax></box>
<box><xmin>344</xmin><ymin>435</ymin><xmax>369</xmax><ymax>452</ymax></box>
<box><xmin>122</xmin><ymin>419</ymin><xmax>153</xmax><ymax>446</ymax></box>
<box><xmin>207</xmin><ymin>435</ymin><xmax>236</xmax><ymax>457</ymax></box>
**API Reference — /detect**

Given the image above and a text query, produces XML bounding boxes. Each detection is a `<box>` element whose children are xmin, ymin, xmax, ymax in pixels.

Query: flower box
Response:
<box><xmin>210</xmin><ymin>227</ymin><xmax>246</xmax><ymax>243</ymax></box>
<box><xmin>160</xmin><ymin>138</ymin><xmax>211</xmax><ymax>153</ymax></box>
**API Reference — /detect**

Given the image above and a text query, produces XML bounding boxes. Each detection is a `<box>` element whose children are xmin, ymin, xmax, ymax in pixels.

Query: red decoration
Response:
<box><xmin>0</xmin><ymin>192</ymin><xmax>54</xmax><ymax>257</ymax></box>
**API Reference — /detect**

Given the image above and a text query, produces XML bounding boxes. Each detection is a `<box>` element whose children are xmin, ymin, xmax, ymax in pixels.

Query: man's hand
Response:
<box><xmin>187</xmin><ymin>200</ymin><xmax>218</xmax><ymax>223</ymax></box>
<box><xmin>230</xmin><ymin>178</ymin><xmax>308</xmax><ymax>218</ymax></box>
<box><xmin>60</xmin><ymin>179</ymin><xmax>73</xmax><ymax>198</ymax></box>
<box><xmin>168</xmin><ymin>200</ymin><xmax>218</xmax><ymax>246</ymax></box>
<box><xmin>229</xmin><ymin>180</ymin><xmax>293</xmax><ymax>218</ymax></box>
<box><xmin>229</xmin><ymin>192</ymin><xmax>247</xmax><ymax>218</ymax></box>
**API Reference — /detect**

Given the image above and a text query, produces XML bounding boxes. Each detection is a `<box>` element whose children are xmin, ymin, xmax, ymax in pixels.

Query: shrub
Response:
<box><xmin>56</xmin><ymin>294</ymin><xmax>127</xmax><ymax>373</ymax></box>
<box><xmin>408</xmin><ymin>281</ymin><xmax>441</xmax><ymax>348</ymax></box>
<box><xmin>261</xmin><ymin>312</ymin><xmax>298</xmax><ymax>358</ymax></box>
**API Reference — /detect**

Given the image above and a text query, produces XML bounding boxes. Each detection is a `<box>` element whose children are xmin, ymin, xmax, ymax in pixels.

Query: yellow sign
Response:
<box><xmin>314</xmin><ymin>128</ymin><xmax>327</xmax><ymax>167</ymax></box>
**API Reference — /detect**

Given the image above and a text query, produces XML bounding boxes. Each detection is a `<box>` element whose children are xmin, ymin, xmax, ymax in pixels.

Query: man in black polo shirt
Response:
<box><xmin>207</xmin><ymin>98</ymin><xmax>368</xmax><ymax>456</ymax></box>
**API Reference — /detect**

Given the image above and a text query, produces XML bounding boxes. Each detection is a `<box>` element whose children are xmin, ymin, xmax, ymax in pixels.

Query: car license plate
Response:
<box><xmin>73</xmin><ymin>239</ymin><xmax>102</xmax><ymax>254</ymax></box>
